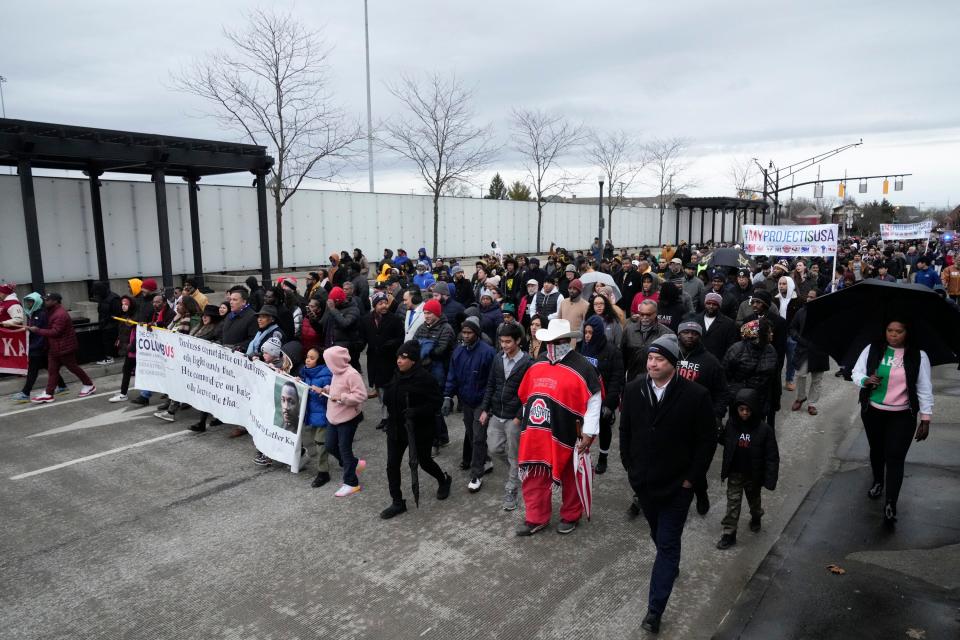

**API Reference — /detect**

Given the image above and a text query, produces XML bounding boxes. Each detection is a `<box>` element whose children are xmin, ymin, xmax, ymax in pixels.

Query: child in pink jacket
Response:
<box><xmin>323</xmin><ymin>346</ymin><xmax>368</xmax><ymax>497</ymax></box>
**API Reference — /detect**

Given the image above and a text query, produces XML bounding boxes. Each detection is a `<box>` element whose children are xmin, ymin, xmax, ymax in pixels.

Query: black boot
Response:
<box><xmin>641</xmin><ymin>611</ymin><xmax>661</xmax><ymax>634</ymax></box>
<box><xmin>867</xmin><ymin>481</ymin><xmax>884</xmax><ymax>500</ymax></box>
<box><xmin>311</xmin><ymin>471</ymin><xmax>331</xmax><ymax>488</ymax></box>
<box><xmin>716</xmin><ymin>533</ymin><xmax>737</xmax><ymax>549</ymax></box>
<box><xmin>188</xmin><ymin>422</ymin><xmax>206</xmax><ymax>433</ymax></box>
<box><xmin>594</xmin><ymin>453</ymin><xmax>608</xmax><ymax>475</ymax></box>
<box><xmin>749</xmin><ymin>515</ymin><xmax>762</xmax><ymax>532</ymax></box>
<box><xmin>437</xmin><ymin>473</ymin><xmax>452</xmax><ymax>500</ymax></box>
<box><xmin>380</xmin><ymin>500</ymin><xmax>407</xmax><ymax>519</ymax></box>
<box><xmin>627</xmin><ymin>495</ymin><xmax>641</xmax><ymax>520</ymax></box>
<box><xmin>376</xmin><ymin>419</ymin><xmax>387</xmax><ymax>431</ymax></box>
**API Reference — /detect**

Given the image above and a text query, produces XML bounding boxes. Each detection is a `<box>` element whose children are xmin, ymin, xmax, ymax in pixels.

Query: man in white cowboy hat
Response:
<box><xmin>514</xmin><ymin>319</ymin><xmax>602</xmax><ymax>536</ymax></box>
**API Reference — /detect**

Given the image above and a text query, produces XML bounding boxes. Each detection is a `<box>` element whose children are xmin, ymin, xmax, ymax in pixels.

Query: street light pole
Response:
<box><xmin>363</xmin><ymin>0</ymin><xmax>375</xmax><ymax>193</ymax></box>
<box><xmin>0</xmin><ymin>75</ymin><xmax>7</xmax><ymax>118</ymax></box>
<box><xmin>598</xmin><ymin>176</ymin><xmax>605</xmax><ymax>249</ymax></box>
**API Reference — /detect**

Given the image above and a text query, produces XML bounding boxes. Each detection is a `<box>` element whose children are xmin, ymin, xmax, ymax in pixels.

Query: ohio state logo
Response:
<box><xmin>528</xmin><ymin>398</ymin><xmax>551</xmax><ymax>425</ymax></box>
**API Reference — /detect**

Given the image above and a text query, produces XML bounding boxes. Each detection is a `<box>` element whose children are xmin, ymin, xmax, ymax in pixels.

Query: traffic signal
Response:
<box><xmin>883</xmin><ymin>178</ymin><xmax>889</xmax><ymax>195</ymax></box>
<box><xmin>839</xmin><ymin>182</ymin><xmax>845</xmax><ymax>198</ymax></box>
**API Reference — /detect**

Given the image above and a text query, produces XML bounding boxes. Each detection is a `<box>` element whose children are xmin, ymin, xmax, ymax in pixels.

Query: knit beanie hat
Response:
<box><xmin>371</xmin><ymin>292</ymin><xmax>389</xmax><ymax>307</ymax></box>
<box><xmin>647</xmin><ymin>334</ymin><xmax>679</xmax><ymax>366</ymax></box>
<box><xmin>462</xmin><ymin>316</ymin><xmax>481</xmax><ymax>334</ymax></box>
<box><xmin>423</xmin><ymin>298</ymin><xmax>442</xmax><ymax>316</ymax></box>
<box><xmin>397</xmin><ymin>340</ymin><xmax>421</xmax><ymax>362</ymax></box>
<box><xmin>141</xmin><ymin>278</ymin><xmax>158</xmax><ymax>292</ymax></box>
<box><xmin>678</xmin><ymin>321</ymin><xmax>703</xmax><ymax>335</ymax></box>
<box><xmin>262</xmin><ymin>335</ymin><xmax>283</xmax><ymax>358</ymax></box>
<box><xmin>329</xmin><ymin>287</ymin><xmax>346</xmax><ymax>303</ymax></box>
<box><xmin>705</xmin><ymin>292</ymin><xmax>723</xmax><ymax>305</ymax></box>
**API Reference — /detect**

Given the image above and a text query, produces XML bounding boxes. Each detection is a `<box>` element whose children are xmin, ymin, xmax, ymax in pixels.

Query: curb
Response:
<box><xmin>0</xmin><ymin>361</ymin><xmax>125</xmax><ymax>396</ymax></box>
<box><xmin>712</xmin><ymin>472</ymin><xmax>834</xmax><ymax>639</ymax></box>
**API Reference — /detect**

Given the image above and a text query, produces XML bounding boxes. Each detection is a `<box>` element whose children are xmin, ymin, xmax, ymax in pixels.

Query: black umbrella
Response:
<box><xmin>404</xmin><ymin>393</ymin><xmax>420</xmax><ymax>508</ymax></box>
<box><xmin>802</xmin><ymin>279</ymin><xmax>960</xmax><ymax>367</ymax></box>
<box><xmin>703</xmin><ymin>248</ymin><xmax>756</xmax><ymax>270</ymax></box>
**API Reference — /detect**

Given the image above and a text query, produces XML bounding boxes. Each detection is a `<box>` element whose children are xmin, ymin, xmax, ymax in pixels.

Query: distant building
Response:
<box><xmin>831</xmin><ymin>202</ymin><xmax>859</xmax><ymax>224</ymax></box>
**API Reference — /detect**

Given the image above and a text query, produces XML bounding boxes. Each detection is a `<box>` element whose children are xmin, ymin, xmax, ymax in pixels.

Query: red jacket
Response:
<box><xmin>31</xmin><ymin>304</ymin><xmax>78</xmax><ymax>356</ymax></box>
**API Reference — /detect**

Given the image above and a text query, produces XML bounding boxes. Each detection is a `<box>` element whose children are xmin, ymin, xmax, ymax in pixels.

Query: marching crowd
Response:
<box><xmin>1</xmin><ymin>231</ymin><xmax>946</xmax><ymax>634</ymax></box>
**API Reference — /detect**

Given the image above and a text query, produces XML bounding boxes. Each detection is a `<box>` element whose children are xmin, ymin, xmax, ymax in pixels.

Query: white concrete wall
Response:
<box><xmin>0</xmin><ymin>175</ymin><xmax>678</xmax><ymax>283</ymax></box>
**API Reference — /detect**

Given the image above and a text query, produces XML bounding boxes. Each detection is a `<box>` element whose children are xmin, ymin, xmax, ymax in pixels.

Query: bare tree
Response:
<box><xmin>644</xmin><ymin>137</ymin><xmax>696</xmax><ymax>245</ymax></box>
<box><xmin>511</xmin><ymin>108</ymin><xmax>584</xmax><ymax>252</ymax></box>
<box><xmin>586</xmin><ymin>129</ymin><xmax>647</xmax><ymax>242</ymax></box>
<box><xmin>173</xmin><ymin>10</ymin><xmax>363</xmax><ymax>270</ymax></box>
<box><xmin>380</xmin><ymin>73</ymin><xmax>497</xmax><ymax>257</ymax></box>
<box><xmin>729</xmin><ymin>157</ymin><xmax>761</xmax><ymax>198</ymax></box>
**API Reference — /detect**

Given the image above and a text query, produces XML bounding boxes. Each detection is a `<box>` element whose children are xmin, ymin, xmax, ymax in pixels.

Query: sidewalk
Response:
<box><xmin>715</xmin><ymin>366</ymin><xmax>960</xmax><ymax>640</ymax></box>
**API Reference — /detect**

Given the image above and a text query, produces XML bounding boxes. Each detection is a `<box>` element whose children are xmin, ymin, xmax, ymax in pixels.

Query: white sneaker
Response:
<box><xmin>78</xmin><ymin>385</ymin><xmax>97</xmax><ymax>398</ymax></box>
<box><xmin>334</xmin><ymin>484</ymin><xmax>360</xmax><ymax>497</ymax></box>
<box><xmin>30</xmin><ymin>393</ymin><xmax>55</xmax><ymax>404</ymax></box>
<box><xmin>96</xmin><ymin>358</ymin><xmax>114</xmax><ymax>365</ymax></box>
<box><xmin>108</xmin><ymin>393</ymin><xmax>128</xmax><ymax>403</ymax></box>
<box><xmin>467</xmin><ymin>477</ymin><xmax>482</xmax><ymax>493</ymax></box>
<box><xmin>153</xmin><ymin>411</ymin><xmax>175</xmax><ymax>422</ymax></box>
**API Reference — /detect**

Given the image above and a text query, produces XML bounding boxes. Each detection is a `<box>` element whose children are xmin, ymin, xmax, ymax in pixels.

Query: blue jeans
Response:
<box><xmin>326</xmin><ymin>415</ymin><xmax>361</xmax><ymax>486</ymax></box>
<box><xmin>784</xmin><ymin>336</ymin><xmax>798</xmax><ymax>383</ymax></box>
<box><xmin>639</xmin><ymin>487</ymin><xmax>695</xmax><ymax>615</ymax></box>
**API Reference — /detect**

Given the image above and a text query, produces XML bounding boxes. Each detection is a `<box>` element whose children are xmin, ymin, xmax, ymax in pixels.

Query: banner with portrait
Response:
<box><xmin>0</xmin><ymin>327</ymin><xmax>28</xmax><ymax>375</ymax></box>
<box><xmin>879</xmin><ymin>220</ymin><xmax>934</xmax><ymax>241</ymax></box>
<box><xmin>741</xmin><ymin>224</ymin><xmax>839</xmax><ymax>257</ymax></box>
<box><xmin>134</xmin><ymin>326</ymin><xmax>307</xmax><ymax>470</ymax></box>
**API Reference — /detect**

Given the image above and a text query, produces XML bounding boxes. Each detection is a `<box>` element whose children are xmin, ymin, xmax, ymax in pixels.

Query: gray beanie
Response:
<box><xmin>677</xmin><ymin>321</ymin><xmax>703</xmax><ymax>335</ymax></box>
<box><xmin>262</xmin><ymin>335</ymin><xmax>283</xmax><ymax>358</ymax></box>
<box><xmin>647</xmin><ymin>334</ymin><xmax>679</xmax><ymax>366</ymax></box>
<box><xmin>462</xmin><ymin>316</ymin><xmax>481</xmax><ymax>334</ymax></box>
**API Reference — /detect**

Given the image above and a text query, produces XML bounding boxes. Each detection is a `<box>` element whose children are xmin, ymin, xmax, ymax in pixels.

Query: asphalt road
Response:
<box><xmin>0</xmin><ymin>367</ymin><xmax>858</xmax><ymax>640</ymax></box>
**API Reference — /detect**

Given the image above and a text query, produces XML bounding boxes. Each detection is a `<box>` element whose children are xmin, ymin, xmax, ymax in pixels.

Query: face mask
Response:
<box><xmin>545</xmin><ymin>342</ymin><xmax>572</xmax><ymax>363</ymax></box>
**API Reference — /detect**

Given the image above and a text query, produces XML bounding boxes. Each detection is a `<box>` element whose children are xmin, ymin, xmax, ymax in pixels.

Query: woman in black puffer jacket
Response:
<box><xmin>722</xmin><ymin>318</ymin><xmax>778</xmax><ymax>418</ymax></box>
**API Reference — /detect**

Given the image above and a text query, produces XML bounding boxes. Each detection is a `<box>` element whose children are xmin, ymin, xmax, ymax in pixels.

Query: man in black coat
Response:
<box><xmin>676</xmin><ymin>321</ymin><xmax>729</xmax><ymax>517</ymax></box>
<box><xmin>695</xmin><ymin>291</ymin><xmax>740</xmax><ymax>362</ymax></box>
<box><xmin>221</xmin><ymin>288</ymin><xmax>258</xmax><ymax>352</ymax></box>
<box><xmin>380</xmin><ymin>341</ymin><xmax>453</xmax><ymax>519</ymax></box>
<box><xmin>431</xmin><ymin>282</ymin><xmax>466</xmax><ymax>335</ymax></box>
<box><xmin>91</xmin><ymin>281</ymin><xmax>122</xmax><ymax>364</ymax></box>
<box><xmin>360</xmin><ymin>292</ymin><xmax>405</xmax><ymax>430</ymax></box>
<box><xmin>619</xmin><ymin>334</ymin><xmax>716</xmax><ymax>634</ymax></box>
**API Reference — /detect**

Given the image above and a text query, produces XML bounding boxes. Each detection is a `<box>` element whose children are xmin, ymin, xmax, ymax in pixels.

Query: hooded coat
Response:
<box><xmin>720</xmin><ymin>389</ymin><xmax>780</xmax><ymax>490</ymax></box>
<box><xmin>578</xmin><ymin>315</ymin><xmax>624</xmax><ymax>412</ymax></box>
<box><xmin>300</xmin><ymin>362</ymin><xmax>333</xmax><ymax>427</ymax></box>
<box><xmin>322</xmin><ymin>346</ymin><xmax>367</xmax><ymax>425</ymax></box>
<box><xmin>322</xmin><ymin>297</ymin><xmax>363</xmax><ymax>350</ymax></box>
<box><xmin>773</xmin><ymin>276</ymin><xmax>801</xmax><ymax>324</ymax></box>
<box><xmin>91</xmin><ymin>281</ymin><xmax>121</xmax><ymax>332</ymax></box>
<box><xmin>383</xmin><ymin>361</ymin><xmax>443</xmax><ymax>440</ymax></box>
<box><xmin>678</xmin><ymin>339</ymin><xmax>729</xmax><ymax>419</ymax></box>
<box><xmin>444</xmin><ymin>337</ymin><xmax>496</xmax><ymax>407</ymax></box>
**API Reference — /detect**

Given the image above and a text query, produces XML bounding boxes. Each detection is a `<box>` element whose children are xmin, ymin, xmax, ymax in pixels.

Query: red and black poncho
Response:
<box><xmin>517</xmin><ymin>351</ymin><xmax>602</xmax><ymax>485</ymax></box>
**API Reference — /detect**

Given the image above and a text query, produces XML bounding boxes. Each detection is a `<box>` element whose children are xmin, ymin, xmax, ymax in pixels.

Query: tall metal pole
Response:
<box><xmin>363</xmin><ymin>0</ymin><xmax>375</xmax><ymax>193</ymax></box>
<box><xmin>0</xmin><ymin>75</ymin><xmax>7</xmax><ymax>117</ymax></box>
<box><xmin>598</xmin><ymin>179</ymin><xmax>604</xmax><ymax>246</ymax></box>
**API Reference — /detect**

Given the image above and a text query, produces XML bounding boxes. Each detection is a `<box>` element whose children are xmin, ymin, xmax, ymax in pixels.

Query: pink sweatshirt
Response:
<box><xmin>322</xmin><ymin>346</ymin><xmax>367</xmax><ymax>425</ymax></box>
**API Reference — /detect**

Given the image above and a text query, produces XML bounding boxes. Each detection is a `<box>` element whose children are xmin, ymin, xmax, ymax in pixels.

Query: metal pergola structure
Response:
<box><xmin>0</xmin><ymin>118</ymin><xmax>275</xmax><ymax>293</ymax></box>
<box><xmin>673</xmin><ymin>196</ymin><xmax>770</xmax><ymax>245</ymax></box>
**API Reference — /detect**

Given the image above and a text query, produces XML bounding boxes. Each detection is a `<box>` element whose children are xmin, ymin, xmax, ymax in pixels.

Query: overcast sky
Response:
<box><xmin>3</xmin><ymin>0</ymin><xmax>958</xmax><ymax>209</ymax></box>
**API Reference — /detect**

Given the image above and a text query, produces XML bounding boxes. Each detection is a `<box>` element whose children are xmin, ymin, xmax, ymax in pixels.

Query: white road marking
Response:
<box><xmin>28</xmin><ymin>405</ymin><xmax>156</xmax><ymax>438</ymax></box>
<box><xmin>9</xmin><ymin>431</ymin><xmax>191</xmax><ymax>480</ymax></box>
<box><xmin>0</xmin><ymin>392</ymin><xmax>108</xmax><ymax>418</ymax></box>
